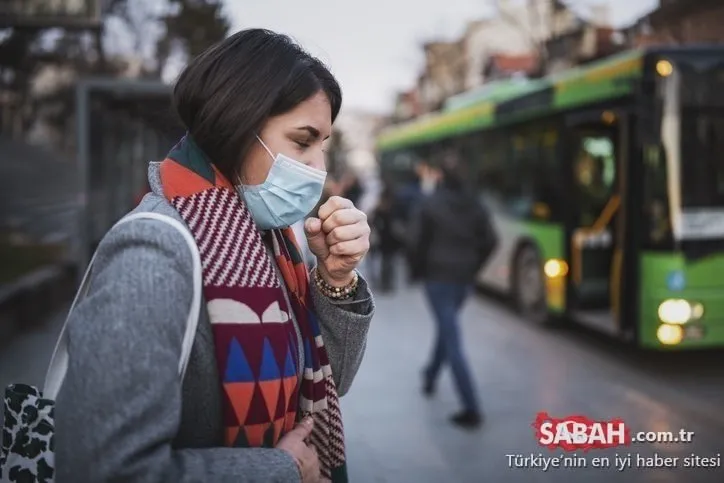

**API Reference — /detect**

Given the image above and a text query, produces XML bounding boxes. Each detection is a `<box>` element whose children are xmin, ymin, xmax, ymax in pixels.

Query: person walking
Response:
<box><xmin>53</xmin><ymin>29</ymin><xmax>374</xmax><ymax>483</ymax></box>
<box><xmin>370</xmin><ymin>183</ymin><xmax>402</xmax><ymax>292</ymax></box>
<box><xmin>409</xmin><ymin>161</ymin><xmax>497</xmax><ymax>429</ymax></box>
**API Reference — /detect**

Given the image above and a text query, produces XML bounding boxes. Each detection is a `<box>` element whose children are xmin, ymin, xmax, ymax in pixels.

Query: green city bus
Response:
<box><xmin>376</xmin><ymin>46</ymin><xmax>724</xmax><ymax>350</ymax></box>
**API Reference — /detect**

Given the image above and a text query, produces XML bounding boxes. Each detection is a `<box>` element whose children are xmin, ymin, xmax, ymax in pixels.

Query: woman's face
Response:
<box><xmin>241</xmin><ymin>90</ymin><xmax>332</xmax><ymax>185</ymax></box>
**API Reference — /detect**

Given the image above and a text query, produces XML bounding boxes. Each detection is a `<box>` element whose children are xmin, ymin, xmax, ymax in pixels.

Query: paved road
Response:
<box><xmin>2</xmin><ymin>281</ymin><xmax>723</xmax><ymax>482</ymax></box>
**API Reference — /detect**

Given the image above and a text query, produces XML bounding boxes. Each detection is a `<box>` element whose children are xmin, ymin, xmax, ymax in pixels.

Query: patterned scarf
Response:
<box><xmin>159</xmin><ymin>136</ymin><xmax>347</xmax><ymax>482</ymax></box>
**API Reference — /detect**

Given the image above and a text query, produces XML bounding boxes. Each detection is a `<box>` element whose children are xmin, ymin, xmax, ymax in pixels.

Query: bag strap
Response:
<box><xmin>43</xmin><ymin>212</ymin><xmax>202</xmax><ymax>400</ymax></box>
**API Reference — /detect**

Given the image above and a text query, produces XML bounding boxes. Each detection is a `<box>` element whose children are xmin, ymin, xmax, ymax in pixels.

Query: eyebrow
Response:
<box><xmin>296</xmin><ymin>125</ymin><xmax>330</xmax><ymax>140</ymax></box>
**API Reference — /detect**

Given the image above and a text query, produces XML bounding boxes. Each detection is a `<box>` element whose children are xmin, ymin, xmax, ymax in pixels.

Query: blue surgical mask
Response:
<box><xmin>238</xmin><ymin>136</ymin><xmax>327</xmax><ymax>230</ymax></box>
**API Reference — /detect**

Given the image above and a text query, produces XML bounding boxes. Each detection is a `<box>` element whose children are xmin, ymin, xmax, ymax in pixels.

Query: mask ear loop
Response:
<box><xmin>255</xmin><ymin>135</ymin><xmax>276</xmax><ymax>160</ymax></box>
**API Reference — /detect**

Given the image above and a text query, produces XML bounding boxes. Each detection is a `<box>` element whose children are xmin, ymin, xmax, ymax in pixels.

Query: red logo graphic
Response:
<box><xmin>533</xmin><ymin>412</ymin><xmax>632</xmax><ymax>452</ymax></box>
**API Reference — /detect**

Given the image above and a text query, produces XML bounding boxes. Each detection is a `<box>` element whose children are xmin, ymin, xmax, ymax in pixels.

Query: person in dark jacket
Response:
<box><xmin>409</xmin><ymin>162</ymin><xmax>498</xmax><ymax>429</ymax></box>
<box><xmin>371</xmin><ymin>183</ymin><xmax>402</xmax><ymax>292</ymax></box>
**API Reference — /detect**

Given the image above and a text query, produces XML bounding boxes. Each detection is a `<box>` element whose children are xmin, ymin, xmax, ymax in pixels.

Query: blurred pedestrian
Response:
<box><xmin>340</xmin><ymin>172</ymin><xmax>363</xmax><ymax>206</ymax></box>
<box><xmin>54</xmin><ymin>29</ymin><xmax>374</xmax><ymax>483</ymax></box>
<box><xmin>409</xmin><ymin>162</ymin><xmax>497</xmax><ymax>429</ymax></box>
<box><xmin>370</xmin><ymin>183</ymin><xmax>402</xmax><ymax>292</ymax></box>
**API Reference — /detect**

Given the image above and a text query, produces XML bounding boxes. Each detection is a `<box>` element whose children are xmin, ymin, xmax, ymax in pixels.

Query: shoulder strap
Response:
<box><xmin>43</xmin><ymin>212</ymin><xmax>202</xmax><ymax>400</ymax></box>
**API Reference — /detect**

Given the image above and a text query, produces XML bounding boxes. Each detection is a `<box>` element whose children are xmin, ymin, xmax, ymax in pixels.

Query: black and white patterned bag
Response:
<box><xmin>0</xmin><ymin>212</ymin><xmax>202</xmax><ymax>482</ymax></box>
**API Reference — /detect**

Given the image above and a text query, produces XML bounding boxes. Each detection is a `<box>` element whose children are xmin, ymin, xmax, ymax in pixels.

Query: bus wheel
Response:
<box><xmin>513</xmin><ymin>245</ymin><xmax>550</xmax><ymax>325</ymax></box>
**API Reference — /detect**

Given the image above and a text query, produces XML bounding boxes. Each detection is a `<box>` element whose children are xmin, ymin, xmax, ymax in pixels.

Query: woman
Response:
<box><xmin>55</xmin><ymin>29</ymin><xmax>374</xmax><ymax>483</ymax></box>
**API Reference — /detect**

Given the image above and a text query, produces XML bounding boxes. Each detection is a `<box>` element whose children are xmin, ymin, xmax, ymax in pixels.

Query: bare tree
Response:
<box><xmin>105</xmin><ymin>0</ymin><xmax>165</xmax><ymax>73</ymax></box>
<box><xmin>105</xmin><ymin>0</ymin><xmax>229</xmax><ymax>78</ymax></box>
<box><xmin>490</xmin><ymin>0</ymin><xmax>580</xmax><ymax>75</ymax></box>
<box><xmin>155</xmin><ymin>0</ymin><xmax>230</xmax><ymax>77</ymax></box>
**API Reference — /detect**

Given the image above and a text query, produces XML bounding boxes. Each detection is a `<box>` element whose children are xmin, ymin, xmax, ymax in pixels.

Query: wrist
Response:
<box><xmin>316</xmin><ymin>265</ymin><xmax>355</xmax><ymax>287</ymax></box>
<box><xmin>313</xmin><ymin>266</ymin><xmax>359</xmax><ymax>300</ymax></box>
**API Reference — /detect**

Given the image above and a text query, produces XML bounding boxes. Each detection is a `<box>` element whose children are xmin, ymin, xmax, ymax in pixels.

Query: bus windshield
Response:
<box><xmin>680</xmin><ymin>110</ymin><xmax>724</xmax><ymax>208</ymax></box>
<box><xmin>661</xmin><ymin>56</ymin><xmax>724</xmax><ymax>240</ymax></box>
<box><xmin>679</xmin><ymin>57</ymin><xmax>724</xmax><ymax>208</ymax></box>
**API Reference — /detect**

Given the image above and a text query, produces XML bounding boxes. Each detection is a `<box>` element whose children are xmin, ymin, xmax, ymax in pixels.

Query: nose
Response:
<box><xmin>306</xmin><ymin>149</ymin><xmax>326</xmax><ymax>172</ymax></box>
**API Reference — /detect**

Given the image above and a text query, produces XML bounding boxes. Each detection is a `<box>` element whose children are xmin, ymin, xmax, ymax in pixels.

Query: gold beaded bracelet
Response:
<box><xmin>313</xmin><ymin>268</ymin><xmax>359</xmax><ymax>300</ymax></box>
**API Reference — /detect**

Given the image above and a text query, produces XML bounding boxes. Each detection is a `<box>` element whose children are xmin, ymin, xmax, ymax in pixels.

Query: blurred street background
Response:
<box><xmin>1</xmin><ymin>0</ymin><xmax>724</xmax><ymax>482</ymax></box>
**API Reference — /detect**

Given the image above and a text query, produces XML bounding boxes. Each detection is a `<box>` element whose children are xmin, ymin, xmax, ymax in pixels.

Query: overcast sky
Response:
<box><xmin>225</xmin><ymin>0</ymin><xmax>658</xmax><ymax>115</ymax></box>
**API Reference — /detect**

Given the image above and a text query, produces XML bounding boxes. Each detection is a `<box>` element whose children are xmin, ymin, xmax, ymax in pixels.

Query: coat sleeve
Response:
<box><xmin>310</xmin><ymin>271</ymin><xmax>374</xmax><ymax>396</ymax></box>
<box><xmin>55</xmin><ymin>218</ymin><xmax>300</xmax><ymax>483</ymax></box>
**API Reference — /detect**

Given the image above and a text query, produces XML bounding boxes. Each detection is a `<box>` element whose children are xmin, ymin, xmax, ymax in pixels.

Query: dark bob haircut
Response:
<box><xmin>173</xmin><ymin>28</ymin><xmax>343</xmax><ymax>181</ymax></box>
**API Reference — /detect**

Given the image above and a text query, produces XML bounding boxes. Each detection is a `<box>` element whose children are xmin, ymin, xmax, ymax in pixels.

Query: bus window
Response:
<box><xmin>505</xmin><ymin>128</ymin><xmax>537</xmax><ymax>217</ymax></box>
<box><xmin>643</xmin><ymin>144</ymin><xmax>672</xmax><ymax>248</ymax></box>
<box><xmin>575</xmin><ymin>134</ymin><xmax>616</xmax><ymax>226</ymax></box>
<box><xmin>475</xmin><ymin>131</ymin><xmax>506</xmax><ymax>211</ymax></box>
<box><xmin>502</xmin><ymin>123</ymin><xmax>564</xmax><ymax>222</ymax></box>
<box><xmin>680</xmin><ymin>111</ymin><xmax>724</xmax><ymax>207</ymax></box>
<box><xmin>531</xmin><ymin>126</ymin><xmax>563</xmax><ymax>222</ymax></box>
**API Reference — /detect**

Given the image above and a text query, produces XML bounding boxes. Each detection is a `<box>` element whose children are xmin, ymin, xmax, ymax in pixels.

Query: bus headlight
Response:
<box><xmin>657</xmin><ymin>324</ymin><xmax>683</xmax><ymax>345</ymax></box>
<box><xmin>544</xmin><ymin>259</ymin><xmax>568</xmax><ymax>278</ymax></box>
<box><xmin>656</xmin><ymin>59</ymin><xmax>674</xmax><ymax>77</ymax></box>
<box><xmin>657</xmin><ymin>299</ymin><xmax>695</xmax><ymax>324</ymax></box>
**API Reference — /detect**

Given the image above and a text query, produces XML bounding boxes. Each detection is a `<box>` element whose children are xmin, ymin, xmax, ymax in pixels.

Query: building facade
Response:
<box><xmin>393</xmin><ymin>0</ymin><xmax>602</xmax><ymax>120</ymax></box>
<box><xmin>626</xmin><ymin>0</ymin><xmax>724</xmax><ymax>47</ymax></box>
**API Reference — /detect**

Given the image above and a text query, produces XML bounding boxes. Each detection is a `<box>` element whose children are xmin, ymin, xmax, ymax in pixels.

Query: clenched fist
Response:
<box><xmin>305</xmin><ymin>196</ymin><xmax>370</xmax><ymax>286</ymax></box>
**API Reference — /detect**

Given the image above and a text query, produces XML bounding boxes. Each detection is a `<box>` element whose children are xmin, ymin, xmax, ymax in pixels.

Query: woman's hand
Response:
<box><xmin>305</xmin><ymin>196</ymin><xmax>370</xmax><ymax>286</ymax></box>
<box><xmin>276</xmin><ymin>417</ymin><xmax>329</xmax><ymax>482</ymax></box>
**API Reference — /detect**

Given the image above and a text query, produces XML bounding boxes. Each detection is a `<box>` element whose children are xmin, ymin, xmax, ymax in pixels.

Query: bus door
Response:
<box><xmin>566</xmin><ymin>111</ymin><xmax>624</xmax><ymax>332</ymax></box>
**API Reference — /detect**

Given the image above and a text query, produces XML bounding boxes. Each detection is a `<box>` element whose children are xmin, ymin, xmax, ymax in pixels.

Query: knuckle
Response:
<box><xmin>331</xmin><ymin>210</ymin><xmax>344</xmax><ymax>225</ymax></box>
<box><xmin>327</xmin><ymin>228</ymin><xmax>341</xmax><ymax>243</ymax></box>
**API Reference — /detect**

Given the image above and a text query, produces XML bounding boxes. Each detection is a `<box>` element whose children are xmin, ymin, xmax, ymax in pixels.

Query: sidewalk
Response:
<box><xmin>341</xmin><ymin>283</ymin><xmax>724</xmax><ymax>483</ymax></box>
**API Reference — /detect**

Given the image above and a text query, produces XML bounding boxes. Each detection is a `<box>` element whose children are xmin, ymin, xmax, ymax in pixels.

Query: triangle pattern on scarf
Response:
<box><xmin>283</xmin><ymin>345</ymin><xmax>296</xmax><ymax>378</ymax></box>
<box><xmin>282</xmin><ymin>376</ymin><xmax>297</xmax><ymax>412</ymax></box>
<box><xmin>275</xmin><ymin>377</ymin><xmax>288</xmax><ymax>421</ymax></box>
<box><xmin>224</xmin><ymin>382</ymin><xmax>255</xmax><ymax>424</ymax></box>
<box><xmin>258</xmin><ymin>379</ymin><xmax>281</xmax><ymax>422</ymax></box>
<box><xmin>245</xmin><ymin>384</ymin><xmax>271</xmax><ymax>426</ymax></box>
<box><xmin>225</xmin><ymin>427</ymin><xmax>240</xmax><ymax>447</ymax></box>
<box><xmin>244</xmin><ymin>423</ymin><xmax>268</xmax><ymax>448</ymax></box>
<box><xmin>285</xmin><ymin>410</ymin><xmax>297</xmax><ymax>432</ymax></box>
<box><xmin>225</xmin><ymin>338</ymin><xmax>254</xmax><ymax>383</ymax></box>
<box><xmin>273</xmin><ymin>417</ymin><xmax>285</xmax><ymax>442</ymax></box>
<box><xmin>263</xmin><ymin>423</ymin><xmax>276</xmax><ymax>448</ymax></box>
<box><xmin>233</xmin><ymin>426</ymin><xmax>250</xmax><ymax>447</ymax></box>
<box><xmin>259</xmin><ymin>337</ymin><xmax>281</xmax><ymax>382</ymax></box>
